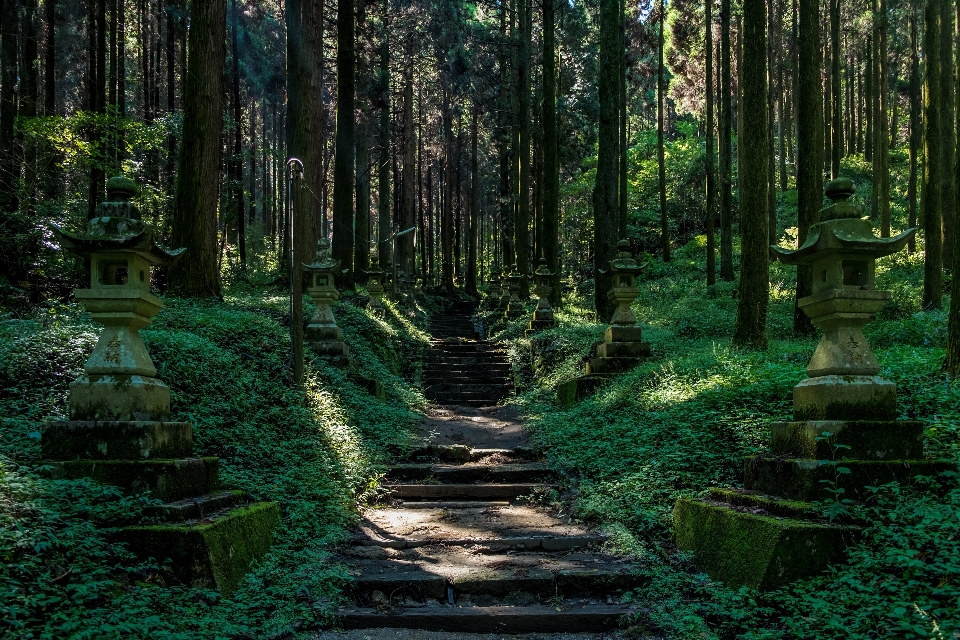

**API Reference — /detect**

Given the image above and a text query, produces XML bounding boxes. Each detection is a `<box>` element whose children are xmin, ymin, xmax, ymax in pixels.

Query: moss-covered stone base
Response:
<box><xmin>555</xmin><ymin>375</ymin><xmax>610</xmax><ymax>409</ymax></box>
<box><xmin>50</xmin><ymin>457</ymin><xmax>220</xmax><ymax>502</ymax></box>
<box><xmin>673</xmin><ymin>497</ymin><xmax>856</xmax><ymax>590</ymax></box>
<box><xmin>585</xmin><ymin>356</ymin><xmax>644</xmax><ymax>375</ymax></box>
<box><xmin>115</xmin><ymin>501</ymin><xmax>280</xmax><ymax>596</ymax></box>
<box><xmin>743</xmin><ymin>457</ymin><xmax>954</xmax><ymax>501</ymax></box>
<box><xmin>42</xmin><ymin>420</ymin><xmax>193</xmax><ymax>460</ymax></box>
<box><xmin>769</xmin><ymin>420</ymin><xmax>924</xmax><ymax>460</ymax></box>
<box><xmin>348</xmin><ymin>373</ymin><xmax>385</xmax><ymax>400</ymax></box>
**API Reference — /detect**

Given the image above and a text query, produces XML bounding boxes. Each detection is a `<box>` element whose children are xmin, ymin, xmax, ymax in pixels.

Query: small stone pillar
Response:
<box><xmin>45</xmin><ymin>176</ymin><xmax>277</xmax><ymax>595</ymax></box>
<box><xmin>504</xmin><ymin>266</ymin><xmax>525</xmax><ymax>319</ymax></box>
<box><xmin>525</xmin><ymin>258</ymin><xmax>557</xmax><ymax>337</ymax></box>
<box><xmin>303</xmin><ymin>238</ymin><xmax>351</xmax><ymax>365</ymax></box>
<box><xmin>364</xmin><ymin>264</ymin><xmax>386</xmax><ymax>312</ymax></box>
<box><xmin>495</xmin><ymin>268</ymin><xmax>512</xmax><ymax>313</ymax></box>
<box><xmin>382</xmin><ymin>262</ymin><xmax>396</xmax><ymax>301</ymax></box>
<box><xmin>586</xmin><ymin>240</ymin><xmax>651</xmax><ymax>374</ymax></box>
<box><xmin>672</xmin><ymin>179</ymin><xmax>951</xmax><ymax>591</ymax></box>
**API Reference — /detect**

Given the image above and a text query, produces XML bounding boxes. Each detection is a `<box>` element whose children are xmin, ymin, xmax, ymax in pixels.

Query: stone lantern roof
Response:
<box><xmin>52</xmin><ymin>175</ymin><xmax>184</xmax><ymax>266</ymax></box>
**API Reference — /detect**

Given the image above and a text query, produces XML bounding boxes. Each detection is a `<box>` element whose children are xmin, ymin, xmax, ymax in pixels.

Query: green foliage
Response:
<box><xmin>0</xmin><ymin>285</ymin><xmax>436</xmax><ymax>638</ymax></box>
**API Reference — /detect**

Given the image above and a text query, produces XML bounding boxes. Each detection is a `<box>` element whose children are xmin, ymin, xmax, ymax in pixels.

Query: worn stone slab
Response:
<box><xmin>50</xmin><ymin>457</ymin><xmax>220</xmax><ymax>502</ymax></box>
<box><xmin>585</xmin><ymin>357</ymin><xmax>644</xmax><ymax>375</ymax></box>
<box><xmin>673</xmin><ymin>497</ymin><xmax>856</xmax><ymax>590</ymax></box>
<box><xmin>354</xmin><ymin>573</ymin><xmax>447</xmax><ymax>599</ymax></box>
<box><xmin>41</xmin><ymin>420</ymin><xmax>193</xmax><ymax>460</ymax></box>
<box><xmin>143</xmin><ymin>490</ymin><xmax>245</xmax><ymax>522</ymax></box>
<box><xmin>555</xmin><ymin>376</ymin><xmax>610</xmax><ymax>409</ymax></box>
<box><xmin>793</xmin><ymin>375</ymin><xmax>897</xmax><ymax>421</ymax></box>
<box><xmin>333</xmin><ymin>604</ymin><xmax>635</xmax><ymax>633</ymax></box>
<box><xmin>769</xmin><ymin>420</ymin><xmax>924</xmax><ymax>460</ymax></box>
<box><xmin>114</xmin><ymin>501</ymin><xmax>279</xmax><ymax>596</ymax></box>
<box><xmin>388</xmin><ymin>463</ymin><xmax>553</xmax><ymax>484</ymax></box>
<box><xmin>595</xmin><ymin>341</ymin><xmax>651</xmax><ymax>359</ymax></box>
<box><xmin>387</xmin><ymin>484</ymin><xmax>547</xmax><ymax>500</ymax></box>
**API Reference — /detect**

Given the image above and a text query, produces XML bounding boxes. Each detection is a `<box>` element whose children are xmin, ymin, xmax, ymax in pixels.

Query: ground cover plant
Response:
<box><xmin>0</xmin><ymin>281</ymin><xmax>444</xmax><ymax>639</ymax></box>
<box><xmin>484</xmin><ymin>231</ymin><xmax>960</xmax><ymax>638</ymax></box>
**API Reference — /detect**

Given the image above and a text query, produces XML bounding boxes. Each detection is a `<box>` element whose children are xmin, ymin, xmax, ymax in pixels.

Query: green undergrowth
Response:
<box><xmin>489</xmin><ymin>236</ymin><xmax>960</xmax><ymax>638</ymax></box>
<box><xmin>0</xmin><ymin>286</ymin><xmax>443</xmax><ymax>639</ymax></box>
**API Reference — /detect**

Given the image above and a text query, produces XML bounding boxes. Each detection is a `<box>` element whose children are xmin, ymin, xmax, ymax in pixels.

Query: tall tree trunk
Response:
<box><xmin>333</xmin><ymin>0</ymin><xmax>356</xmax><ymax>286</ymax></box>
<box><xmin>466</xmin><ymin>105</ymin><xmax>479</xmax><ymax>296</ymax></box>
<box><xmin>871</xmin><ymin>0</ymin><xmax>881</xmax><ymax>223</ymax></box>
<box><xmin>706</xmin><ymin>0</ymin><xmax>716</xmax><ymax>286</ymax></box>
<box><xmin>516</xmin><ymin>0</ymin><xmax>532</xmax><ymax>295</ymax></box>
<box><xmin>879</xmin><ymin>0</ymin><xmax>891</xmax><ymax>237</ymax></box>
<box><xmin>355</xmin><ymin>117</ymin><xmax>370</xmax><ymax>274</ymax></box>
<box><xmin>619</xmin><ymin>0</ymin><xmax>628</xmax><ymax>238</ymax></box>
<box><xmin>442</xmin><ymin>99</ymin><xmax>454</xmax><ymax>290</ymax></box>
<box><xmin>732</xmin><ymin>0</ymin><xmax>769</xmax><ymax>348</ymax></box>
<box><xmin>830</xmin><ymin>0</ymin><xmax>841</xmax><ymax>177</ymax></box>
<box><xmin>947</xmin><ymin>0</ymin><xmax>960</xmax><ymax>373</ymax></box>
<box><xmin>908</xmin><ymin>13</ymin><xmax>921</xmax><ymax>253</ymax></box>
<box><xmin>923</xmin><ymin>0</ymin><xmax>943</xmax><ymax>309</ymax></box>
<box><xmin>940</xmin><ymin>0</ymin><xmax>956</xmax><ymax>262</ymax></box>
<box><xmin>658</xmin><ymin>1</ymin><xmax>669</xmax><ymax>262</ymax></box>
<box><xmin>0</xmin><ymin>0</ymin><xmax>21</xmax><ymax>283</ymax></box>
<box><xmin>795</xmin><ymin>0</ymin><xmax>822</xmax><ymax>335</ymax></box>
<box><xmin>45</xmin><ymin>0</ymin><xmax>56</xmax><ymax>116</ymax></box>
<box><xmin>594</xmin><ymin>0</ymin><xmax>621</xmax><ymax>318</ymax></box>
<box><xmin>378</xmin><ymin>0</ymin><xmax>390</xmax><ymax>267</ymax></box>
<box><xmin>88</xmin><ymin>0</ymin><xmax>107</xmax><ymax>220</ymax></box>
<box><xmin>169</xmin><ymin>0</ymin><xmax>226</xmax><ymax>298</ymax></box>
<box><xmin>767</xmin><ymin>0</ymin><xmax>777</xmax><ymax>248</ymax></box>
<box><xmin>543</xmin><ymin>0</ymin><xmax>560</xmax><ymax>305</ymax></box>
<box><xmin>230</xmin><ymin>0</ymin><xmax>245</xmax><ymax>269</ymax></box>
<box><xmin>401</xmin><ymin>66</ymin><xmax>416</xmax><ymax>276</ymax></box>
<box><xmin>22</xmin><ymin>0</ymin><xmax>39</xmax><ymax>204</ymax></box>
<box><xmin>719</xmin><ymin>0</ymin><xmax>734</xmax><ymax>280</ymax></box>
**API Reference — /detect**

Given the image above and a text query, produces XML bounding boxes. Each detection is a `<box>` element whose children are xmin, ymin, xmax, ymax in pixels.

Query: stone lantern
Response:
<box><xmin>52</xmin><ymin>175</ymin><xmax>185</xmax><ymax>421</ymax></box>
<box><xmin>672</xmin><ymin>178</ymin><xmax>951</xmax><ymax>592</ymax></box>
<box><xmin>44</xmin><ymin>176</ymin><xmax>278</xmax><ymax>595</ymax></box>
<box><xmin>771</xmin><ymin>177</ymin><xmax>914</xmax><ymax>420</ymax></box>
<box><xmin>382</xmin><ymin>261</ymin><xmax>396</xmax><ymax>300</ymax></box>
<box><xmin>586</xmin><ymin>239</ymin><xmax>651</xmax><ymax>374</ymax></box>
<box><xmin>303</xmin><ymin>238</ymin><xmax>350</xmax><ymax>363</ymax></box>
<box><xmin>504</xmin><ymin>266</ymin><xmax>525</xmax><ymax>319</ymax></box>
<box><xmin>525</xmin><ymin>258</ymin><xmax>556</xmax><ymax>336</ymax></box>
<box><xmin>495</xmin><ymin>268</ymin><xmax>511</xmax><ymax>313</ymax></box>
<box><xmin>364</xmin><ymin>261</ymin><xmax>386</xmax><ymax>312</ymax></box>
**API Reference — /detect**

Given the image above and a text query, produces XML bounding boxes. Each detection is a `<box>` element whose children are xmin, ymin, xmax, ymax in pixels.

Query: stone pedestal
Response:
<box><xmin>304</xmin><ymin>239</ymin><xmax>352</xmax><ymax>367</ymax></box>
<box><xmin>526</xmin><ymin>259</ymin><xmax>557</xmax><ymax>337</ymax></box>
<box><xmin>504</xmin><ymin>267</ymin><xmax>525</xmax><ymax>320</ymax></box>
<box><xmin>47</xmin><ymin>177</ymin><xmax>278</xmax><ymax>595</ymax></box>
<box><xmin>671</xmin><ymin>179</ymin><xmax>945</xmax><ymax>590</ymax></box>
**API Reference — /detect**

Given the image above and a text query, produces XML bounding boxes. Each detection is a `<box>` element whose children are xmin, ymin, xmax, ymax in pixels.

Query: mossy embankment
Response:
<box><xmin>484</xmin><ymin>236</ymin><xmax>960</xmax><ymax>638</ymax></box>
<box><xmin>0</xmin><ymin>286</ymin><xmax>446</xmax><ymax>639</ymax></box>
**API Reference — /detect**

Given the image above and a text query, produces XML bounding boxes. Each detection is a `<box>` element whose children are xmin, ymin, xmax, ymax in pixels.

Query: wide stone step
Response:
<box><xmin>426</xmin><ymin>390</ymin><xmax>508</xmax><ymax>401</ymax></box>
<box><xmin>333</xmin><ymin>604</ymin><xmax>636</xmax><ymax>633</ymax></box>
<box><xmin>428</xmin><ymin>398</ymin><xmax>505</xmax><ymax>408</ymax></box>
<box><xmin>388</xmin><ymin>483</ymin><xmax>545</xmax><ymax>500</ymax></box>
<box><xmin>352</xmin><ymin>534</ymin><xmax>608</xmax><ymax>551</ymax></box>
<box><xmin>424</xmin><ymin>383</ymin><xmax>511</xmax><ymax>395</ymax></box>
<box><xmin>388</xmin><ymin>462</ymin><xmax>553</xmax><ymax>484</ymax></box>
<box><xmin>424</xmin><ymin>364</ymin><xmax>511</xmax><ymax>374</ymax></box>
<box><xmin>423</xmin><ymin>375</ymin><xmax>511</xmax><ymax>385</ymax></box>
<box><xmin>401</xmin><ymin>446</ymin><xmax>535</xmax><ymax>463</ymax></box>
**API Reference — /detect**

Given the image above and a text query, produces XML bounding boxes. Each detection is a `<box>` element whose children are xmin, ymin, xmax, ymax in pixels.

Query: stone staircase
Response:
<box><xmin>423</xmin><ymin>301</ymin><xmax>513</xmax><ymax>407</ymax></box>
<box><xmin>331</xmin><ymin>300</ymin><xmax>646</xmax><ymax>634</ymax></box>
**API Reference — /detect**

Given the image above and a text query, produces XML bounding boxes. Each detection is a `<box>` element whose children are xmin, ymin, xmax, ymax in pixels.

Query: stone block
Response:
<box><xmin>793</xmin><ymin>375</ymin><xmax>897</xmax><ymax>421</ymax></box>
<box><xmin>555</xmin><ymin>375</ymin><xmax>610</xmax><ymax>408</ymax></box>
<box><xmin>595</xmin><ymin>341</ymin><xmax>651</xmax><ymax>359</ymax></box>
<box><xmin>604</xmin><ymin>326</ymin><xmax>643</xmax><ymax>343</ymax></box>
<box><xmin>41</xmin><ymin>420</ymin><xmax>193</xmax><ymax>461</ymax></box>
<box><xmin>348</xmin><ymin>373</ymin><xmax>385</xmax><ymax>399</ymax></box>
<box><xmin>309</xmin><ymin>341</ymin><xmax>351</xmax><ymax>359</ymax></box>
<box><xmin>50</xmin><ymin>457</ymin><xmax>220</xmax><ymax>502</ymax></box>
<box><xmin>114</xmin><ymin>501</ymin><xmax>279</xmax><ymax>596</ymax></box>
<box><xmin>585</xmin><ymin>357</ymin><xmax>643</xmax><ymax>375</ymax></box>
<box><xmin>743</xmin><ymin>457</ymin><xmax>955</xmax><ymax>502</ymax></box>
<box><xmin>143</xmin><ymin>490</ymin><xmax>245</xmax><ymax>522</ymax></box>
<box><xmin>769</xmin><ymin>420</ymin><xmax>924</xmax><ymax>460</ymax></box>
<box><xmin>673</xmin><ymin>497</ymin><xmax>856</xmax><ymax>590</ymax></box>
<box><xmin>707</xmin><ymin>488</ymin><xmax>814</xmax><ymax>519</ymax></box>
<box><xmin>68</xmin><ymin>374</ymin><xmax>171</xmax><ymax>421</ymax></box>
<box><xmin>305</xmin><ymin>325</ymin><xmax>343</xmax><ymax>342</ymax></box>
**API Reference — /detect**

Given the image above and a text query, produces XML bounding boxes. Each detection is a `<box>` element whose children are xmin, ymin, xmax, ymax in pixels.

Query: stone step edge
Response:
<box><xmin>349</xmin><ymin>534</ymin><xmax>608</xmax><ymax>550</ymax></box>
<box><xmin>387</xmin><ymin>484</ymin><xmax>549</xmax><ymax>499</ymax></box>
<box><xmin>332</xmin><ymin>604</ymin><xmax>639</xmax><ymax>633</ymax></box>
<box><xmin>401</xmin><ymin>445</ymin><xmax>537</xmax><ymax>463</ymax></box>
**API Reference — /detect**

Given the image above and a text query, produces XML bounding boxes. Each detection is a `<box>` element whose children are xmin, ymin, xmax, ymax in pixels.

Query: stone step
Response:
<box><xmin>388</xmin><ymin>484</ymin><xmax>545</xmax><ymax>500</ymax></box>
<box><xmin>425</xmin><ymin>393</ymin><xmax>509</xmax><ymax>405</ymax></box>
<box><xmin>352</xmin><ymin>534</ymin><xmax>608</xmax><ymax>551</ymax></box>
<box><xmin>427</xmin><ymin>399</ymin><xmax>505</xmax><ymax>408</ymax></box>
<box><xmin>402</xmin><ymin>445</ymin><xmax>535</xmax><ymax>463</ymax></box>
<box><xmin>422</xmin><ymin>376</ymin><xmax>511</xmax><ymax>386</ymax></box>
<box><xmin>424</xmin><ymin>383</ymin><xmax>512</xmax><ymax>396</ymax></box>
<box><xmin>333</xmin><ymin>603</ymin><xmax>636</xmax><ymax>633</ymax></box>
<box><xmin>144</xmin><ymin>490</ymin><xmax>245</xmax><ymax>521</ymax></box>
<box><xmin>387</xmin><ymin>462</ymin><xmax>553</xmax><ymax>484</ymax></box>
<box><xmin>427</xmin><ymin>356</ymin><xmax>510</xmax><ymax>365</ymax></box>
<box><xmin>423</xmin><ymin>366</ymin><xmax>511</xmax><ymax>376</ymax></box>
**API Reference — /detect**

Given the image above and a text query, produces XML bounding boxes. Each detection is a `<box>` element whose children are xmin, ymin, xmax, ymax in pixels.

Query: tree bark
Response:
<box><xmin>830</xmin><ymin>0</ymin><xmax>841</xmax><ymax>177</ymax></box>
<box><xmin>516</xmin><ymin>0</ymin><xmax>532</xmax><ymax>295</ymax></box>
<box><xmin>466</xmin><ymin>104</ymin><xmax>479</xmax><ymax>296</ymax></box>
<box><xmin>543</xmin><ymin>0</ymin><xmax>560</xmax><ymax>305</ymax></box>
<box><xmin>719</xmin><ymin>0</ymin><xmax>734</xmax><ymax>281</ymax></box>
<box><xmin>923</xmin><ymin>0</ymin><xmax>943</xmax><ymax>309</ymax></box>
<box><xmin>355</xmin><ymin>117</ymin><xmax>370</xmax><ymax>274</ymax></box>
<box><xmin>230</xmin><ymin>0</ymin><xmax>245</xmax><ymax>269</ymax></box>
<box><xmin>169</xmin><ymin>0</ymin><xmax>226</xmax><ymax>298</ymax></box>
<box><xmin>401</xmin><ymin>66</ymin><xmax>416</xmax><ymax>276</ymax></box>
<box><xmin>732</xmin><ymin>0</ymin><xmax>769</xmax><ymax>348</ymax></box>
<box><xmin>908</xmin><ymin>13</ymin><xmax>920</xmax><ymax>253</ymax></box>
<box><xmin>706</xmin><ymin>0</ymin><xmax>716</xmax><ymax>286</ymax></box>
<box><xmin>940</xmin><ymin>0</ymin><xmax>956</xmax><ymax>263</ymax></box>
<box><xmin>333</xmin><ymin>0</ymin><xmax>356</xmax><ymax>286</ymax></box>
<box><xmin>593</xmin><ymin>0</ymin><xmax>621</xmax><ymax>319</ymax></box>
<box><xmin>878</xmin><ymin>0</ymin><xmax>891</xmax><ymax>237</ymax></box>
<box><xmin>378</xmin><ymin>0</ymin><xmax>391</xmax><ymax>267</ymax></box>
<box><xmin>658</xmin><ymin>0</ymin><xmax>669</xmax><ymax>262</ymax></box>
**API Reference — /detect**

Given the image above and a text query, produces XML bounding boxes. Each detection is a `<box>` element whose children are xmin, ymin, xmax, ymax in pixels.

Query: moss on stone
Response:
<box><xmin>115</xmin><ymin>501</ymin><xmax>280</xmax><ymax>596</ymax></box>
<box><xmin>708</xmin><ymin>488</ymin><xmax>815</xmax><ymax>519</ymax></box>
<box><xmin>673</xmin><ymin>497</ymin><xmax>856</xmax><ymax>590</ymax></box>
<box><xmin>51</xmin><ymin>457</ymin><xmax>220</xmax><ymax>502</ymax></box>
<box><xmin>769</xmin><ymin>420</ymin><xmax>924</xmax><ymax>460</ymax></box>
<box><xmin>555</xmin><ymin>375</ymin><xmax>609</xmax><ymax>409</ymax></box>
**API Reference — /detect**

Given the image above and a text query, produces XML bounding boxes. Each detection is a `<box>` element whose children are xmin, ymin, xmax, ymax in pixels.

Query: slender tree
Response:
<box><xmin>940</xmin><ymin>0</ymin><xmax>956</xmax><ymax>261</ymax></box>
<box><xmin>594</xmin><ymin>0</ymin><xmax>621</xmax><ymax>318</ymax></box>
<box><xmin>230</xmin><ymin>0</ymin><xmax>246</xmax><ymax>269</ymax></box>
<box><xmin>516</xmin><ymin>0</ymin><xmax>532</xmax><ymax>295</ymax></box>
<box><xmin>878</xmin><ymin>0</ymin><xmax>891</xmax><ymax>237</ymax></box>
<box><xmin>908</xmin><ymin>11</ymin><xmax>921</xmax><ymax>252</ymax></box>
<box><xmin>718</xmin><ymin>0</ymin><xmax>734</xmax><ymax>280</ymax></box>
<box><xmin>401</xmin><ymin>66</ymin><xmax>416</xmax><ymax>276</ymax></box>
<box><xmin>706</xmin><ymin>0</ymin><xmax>716</xmax><ymax>286</ymax></box>
<box><xmin>830</xmin><ymin>0</ymin><xmax>841</xmax><ymax>178</ymax></box>
<box><xmin>378</xmin><ymin>0</ymin><xmax>391</xmax><ymax>267</ymax></box>
<box><xmin>732</xmin><ymin>0</ymin><xmax>769</xmax><ymax>348</ymax></box>
<box><xmin>466</xmin><ymin>104</ymin><xmax>479</xmax><ymax>296</ymax></box>
<box><xmin>923</xmin><ymin>0</ymin><xmax>943</xmax><ymax>309</ymax></box>
<box><xmin>794</xmin><ymin>0</ymin><xmax>823</xmax><ymax>335</ymax></box>
<box><xmin>542</xmin><ymin>0</ymin><xmax>560</xmax><ymax>305</ymax></box>
<box><xmin>169</xmin><ymin>0</ymin><xmax>227</xmax><ymax>298</ymax></box>
<box><xmin>333</xmin><ymin>0</ymin><xmax>356</xmax><ymax>286</ymax></box>
<box><xmin>356</xmin><ymin>118</ymin><xmax>371</xmax><ymax>274</ymax></box>
<box><xmin>658</xmin><ymin>0</ymin><xmax>669</xmax><ymax>262</ymax></box>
